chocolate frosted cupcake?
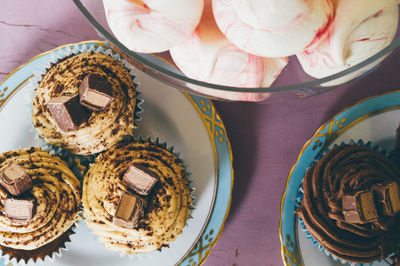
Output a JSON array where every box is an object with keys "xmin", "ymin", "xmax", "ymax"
[
  {"xmin": 0, "ymin": 147, "xmax": 81, "ymax": 263},
  {"xmin": 82, "ymin": 139, "xmax": 192, "ymax": 254},
  {"xmin": 32, "ymin": 51, "xmax": 139, "ymax": 155},
  {"xmin": 296, "ymin": 143, "xmax": 400, "ymax": 263}
]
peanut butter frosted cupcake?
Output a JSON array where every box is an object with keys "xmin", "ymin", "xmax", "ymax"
[
  {"xmin": 32, "ymin": 51, "xmax": 138, "ymax": 155},
  {"xmin": 82, "ymin": 139, "xmax": 192, "ymax": 254},
  {"xmin": 0, "ymin": 147, "xmax": 81, "ymax": 263}
]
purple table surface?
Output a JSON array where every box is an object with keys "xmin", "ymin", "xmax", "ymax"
[{"xmin": 1, "ymin": 1, "xmax": 400, "ymax": 266}]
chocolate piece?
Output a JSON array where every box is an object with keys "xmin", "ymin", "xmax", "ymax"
[
  {"xmin": 79, "ymin": 74, "xmax": 114, "ymax": 111},
  {"xmin": 342, "ymin": 191, "xmax": 378, "ymax": 224},
  {"xmin": 47, "ymin": 94, "xmax": 89, "ymax": 132},
  {"xmin": 0, "ymin": 162, "xmax": 32, "ymax": 196},
  {"xmin": 373, "ymin": 182, "xmax": 400, "ymax": 216},
  {"xmin": 122, "ymin": 163, "xmax": 158, "ymax": 196},
  {"xmin": 4, "ymin": 198, "xmax": 35, "ymax": 224},
  {"xmin": 113, "ymin": 192, "xmax": 144, "ymax": 229}
]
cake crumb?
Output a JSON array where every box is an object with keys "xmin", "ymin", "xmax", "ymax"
[{"xmin": 235, "ymin": 248, "xmax": 239, "ymax": 257}]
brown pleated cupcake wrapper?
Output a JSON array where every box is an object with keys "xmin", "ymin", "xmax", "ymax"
[{"xmin": 0, "ymin": 223, "xmax": 79, "ymax": 265}]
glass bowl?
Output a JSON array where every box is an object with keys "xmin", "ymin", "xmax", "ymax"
[{"xmin": 74, "ymin": 0, "xmax": 400, "ymax": 101}]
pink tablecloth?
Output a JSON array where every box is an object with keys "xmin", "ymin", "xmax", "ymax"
[{"xmin": 1, "ymin": 1, "xmax": 400, "ymax": 265}]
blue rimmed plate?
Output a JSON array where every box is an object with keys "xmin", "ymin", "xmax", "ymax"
[
  {"xmin": 280, "ymin": 91, "xmax": 400, "ymax": 266},
  {"xmin": 0, "ymin": 41, "xmax": 233, "ymax": 266}
]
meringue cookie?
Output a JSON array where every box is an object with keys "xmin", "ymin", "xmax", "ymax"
[
  {"xmin": 170, "ymin": 0, "xmax": 287, "ymax": 101},
  {"xmin": 297, "ymin": 0, "xmax": 399, "ymax": 85},
  {"xmin": 103, "ymin": 0, "xmax": 204, "ymax": 53},
  {"xmin": 212, "ymin": 0, "xmax": 333, "ymax": 57}
]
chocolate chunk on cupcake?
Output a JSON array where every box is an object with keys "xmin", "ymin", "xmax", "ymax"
[
  {"xmin": 82, "ymin": 139, "xmax": 192, "ymax": 254},
  {"xmin": 122, "ymin": 163, "xmax": 158, "ymax": 196},
  {"xmin": 0, "ymin": 162, "xmax": 33, "ymax": 196},
  {"xmin": 4, "ymin": 198, "xmax": 35, "ymax": 223},
  {"xmin": 79, "ymin": 73, "xmax": 114, "ymax": 111},
  {"xmin": 113, "ymin": 191, "xmax": 145, "ymax": 229},
  {"xmin": 46, "ymin": 94, "xmax": 90, "ymax": 132},
  {"xmin": 32, "ymin": 52, "xmax": 138, "ymax": 155}
]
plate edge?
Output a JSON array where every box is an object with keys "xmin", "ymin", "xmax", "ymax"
[{"xmin": 279, "ymin": 89, "xmax": 400, "ymax": 266}]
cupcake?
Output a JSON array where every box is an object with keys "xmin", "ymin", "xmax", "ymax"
[
  {"xmin": 32, "ymin": 51, "xmax": 139, "ymax": 155},
  {"xmin": 0, "ymin": 147, "xmax": 81, "ymax": 263},
  {"xmin": 82, "ymin": 139, "xmax": 192, "ymax": 254},
  {"xmin": 296, "ymin": 142, "xmax": 400, "ymax": 263}
]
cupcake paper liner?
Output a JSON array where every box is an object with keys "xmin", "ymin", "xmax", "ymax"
[
  {"xmin": 295, "ymin": 139, "xmax": 395, "ymax": 265},
  {"xmin": 0, "ymin": 224, "xmax": 79, "ymax": 266},
  {"xmin": 84, "ymin": 136, "xmax": 195, "ymax": 259},
  {"xmin": 27, "ymin": 42, "xmax": 144, "ymax": 156}
]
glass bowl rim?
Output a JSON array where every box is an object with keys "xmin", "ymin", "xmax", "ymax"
[{"xmin": 74, "ymin": 0, "xmax": 400, "ymax": 93}]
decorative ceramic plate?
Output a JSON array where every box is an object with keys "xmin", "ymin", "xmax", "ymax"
[
  {"xmin": 280, "ymin": 91, "xmax": 400, "ymax": 266},
  {"xmin": 0, "ymin": 41, "xmax": 233, "ymax": 266}
]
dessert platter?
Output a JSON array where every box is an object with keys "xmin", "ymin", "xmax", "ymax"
[
  {"xmin": 0, "ymin": 41, "xmax": 233, "ymax": 266},
  {"xmin": 74, "ymin": 0, "xmax": 400, "ymax": 101},
  {"xmin": 280, "ymin": 91, "xmax": 400, "ymax": 265},
  {"xmin": 2, "ymin": 0, "xmax": 400, "ymax": 265}
]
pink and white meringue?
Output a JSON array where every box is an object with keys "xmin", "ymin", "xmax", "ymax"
[
  {"xmin": 103, "ymin": 0, "xmax": 204, "ymax": 53},
  {"xmin": 212, "ymin": 0, "xmax": 333, "ymax": 57},
  {"xmin": 297, "ymin": 0, "xmax": 399, "ymax": 85},
  {"xmin": 170, "ymin": 0, "xmax": 288, "ymax": 101}
]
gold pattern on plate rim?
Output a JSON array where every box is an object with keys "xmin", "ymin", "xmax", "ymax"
[
  {"xmin": 0, "ymin": 41, "xmax": 234, "ymax": 266},
  {"xmin": 180, "ymin": 94, "xmax": 234, "ymax": 266},
  {"xmin": 279, "ymin": 89, "xmax": 400, "ymax": 266}
]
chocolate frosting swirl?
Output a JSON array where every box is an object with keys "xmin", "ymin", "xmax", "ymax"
[
  {"xmin": 32, "ymin": 52, "xmax": 137, "ymax": 155},
  {"xmin": 82, "ymin": 140, "xmax": 192, "ymax": 253},
  {"xmin": 0, "ymin": 148, "xmax": 81, "ymax": 250},
  {"xmin": 297, "ymin": 145, "xmax": 400, "ymax": 263}
]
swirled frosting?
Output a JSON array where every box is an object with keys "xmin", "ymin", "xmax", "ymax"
[
  {"xmin": 82, "ymin": 140, "xmax": 192, "ymax": 253},
  {"xmin": 32, "ymin": 52, "xmax": 137, "ymax": 155},
  {"xmin": 0, "ymin": 148, "xmax": 81, "ymax": 251},
  {"xmin": 297, "ymin": 145, "xmax": 400, "ymax": 263}
]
